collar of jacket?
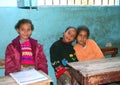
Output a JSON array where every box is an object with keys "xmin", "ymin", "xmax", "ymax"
[{"xmin": 11, "ymin": 36, "xmax": 38, "ymax": 59}]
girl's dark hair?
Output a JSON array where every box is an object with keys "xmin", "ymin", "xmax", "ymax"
[
  {"xmin": 77, "ymin": 25, "xmax": 90, "ymax": 38},
  {"xmin": 15, "ymin": 19, "xmax": 34, "ymax": 30},
  {"xmin": 65, "ymin": 26, "xmax": 77, "ymax": 32}
]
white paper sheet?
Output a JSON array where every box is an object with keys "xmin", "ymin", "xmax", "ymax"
[{"xmin": 10, "ymin": 68, "xmax": 48, "ymax": 85}]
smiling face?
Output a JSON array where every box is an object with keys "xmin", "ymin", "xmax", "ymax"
[
  {"xmin": 17, "ymin": 23, "xmax": 32, "ymax": 41},
  {"xmin": 77, "ymin": 30, "xmax": 88, "ymax": 47},
  {"xmin": 63, "ymin": 28, "xmax": 77, "ymax": 43}
]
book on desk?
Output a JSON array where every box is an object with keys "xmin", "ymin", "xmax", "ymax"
[{"xmin": 10, "ymin": 68, "xmax": 48, "ymax": 85}]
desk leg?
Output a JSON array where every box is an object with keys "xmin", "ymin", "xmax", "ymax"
[{"xmin": 69, "ymin": 68, "xmax": 83, "ymax": 85}]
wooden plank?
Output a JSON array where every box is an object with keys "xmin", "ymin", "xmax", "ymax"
[{"xmin": 0, "ymin": 59, "xmax": 5, "ymax": 69}]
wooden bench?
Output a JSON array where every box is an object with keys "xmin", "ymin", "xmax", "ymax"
[
  {"xmin": 0, "ymin": 59, "xmax": 5, "ymax": 69},
  {"xmin": 100, "ymin": 47, "xmax": 118, "ymax": 57},
  {"xmin": 0, "ymin": 47, "xmax": 118, "ymax": 69}
]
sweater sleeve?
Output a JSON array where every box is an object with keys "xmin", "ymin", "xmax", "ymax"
[{"xmin": 50, "ymin": 44, "xmax": 66, "ymax": 78}]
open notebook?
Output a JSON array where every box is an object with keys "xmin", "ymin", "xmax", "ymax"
[{"xmin": 10, "ymin": 68, "xmax": 48, "ymax": 85}]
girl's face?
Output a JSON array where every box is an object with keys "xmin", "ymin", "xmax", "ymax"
[
  {"xmin": 77, "ymin": 30, "xmax": 88, "ymax": 47},
  {"xmin": 17, "ymin": 23, "xmax": 32, "ymax": 41},
  {"xmin": 63, "ymin": 28, "xmax": 77, "ymax": 43}
]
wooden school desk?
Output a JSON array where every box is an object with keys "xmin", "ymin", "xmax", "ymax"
[
  {"xmin": 100, "ymin": 47, "xmax": 118, "ymax": 57},
  {"xmin": 68, "ymin": 57, "xmax": 120, "ymax": 85},
  {"xmin": 0, "ymin": 70, "xmax": 52, "ymax": 85}
]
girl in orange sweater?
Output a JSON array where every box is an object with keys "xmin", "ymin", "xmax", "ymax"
[{"xmin": 74, "ymin": 25, "xmax": 104, "ymax": 61}]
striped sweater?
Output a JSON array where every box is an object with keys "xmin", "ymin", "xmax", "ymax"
[{"xmin": 20, "ymin": 40, "xmax": 34, "ymax": 65}]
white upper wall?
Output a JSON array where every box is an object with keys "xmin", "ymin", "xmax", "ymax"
[
  {"xmin": 0, "ymin": 0, "xmax": 17, "ymax": 7},
  {"xmin": 0, "ymin": 0, "xmax": 119, "ymax": 7}
]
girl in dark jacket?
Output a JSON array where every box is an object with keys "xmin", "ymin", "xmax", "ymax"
[
  {"xmin": 5, "ymin": 19, "xmax": 48, "ymax": 75},
  {"xmin": 50, "ymin": 26, "xmax": 78, "ymax": 85}
]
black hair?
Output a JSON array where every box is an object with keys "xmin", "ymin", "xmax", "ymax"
[
  {"xmin": 15, "ymin": 19, "xmax": 34, "ymax": 31},
  {"xmin": 77, "ymin": 25, "xmax": 90, "ymax": 38},
  {"xmin": 65, "ymin": 26, "xmax": 77, "ymax": 32},
  {"xmin": 64, "ymin": 26, "xmax": 77, "ymax": 39}
]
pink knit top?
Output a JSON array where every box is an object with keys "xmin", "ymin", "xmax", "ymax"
[{"xmin": 20, "ymin": 40, "xmax": 34, "ymax": 65}]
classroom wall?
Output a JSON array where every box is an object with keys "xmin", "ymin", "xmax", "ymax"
[{"xmin": 0, "ymin": 6, "xmax": 120, "ymax": 84}]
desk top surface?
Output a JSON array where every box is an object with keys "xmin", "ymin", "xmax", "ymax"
[
  {"xmin": 68, "ymin": 57, "xmax": 120, "ymax": 76},
  {"xmin": 0, "ymin": 70, "xmax": 52, "ymax": 85}
]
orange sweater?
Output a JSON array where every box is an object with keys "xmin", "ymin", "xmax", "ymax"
[{"xmin": 74, "ymin": 39, "xmax": 104, "ymax": 61}]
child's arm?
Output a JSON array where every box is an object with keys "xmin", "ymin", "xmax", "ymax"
[
  {"xmin": 5, "ymin": 44, "xmax": 20, "ymax": 75},
  {"xmin": 35, "ymin": 45, "xmax": 48, "ymax": 74}
]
